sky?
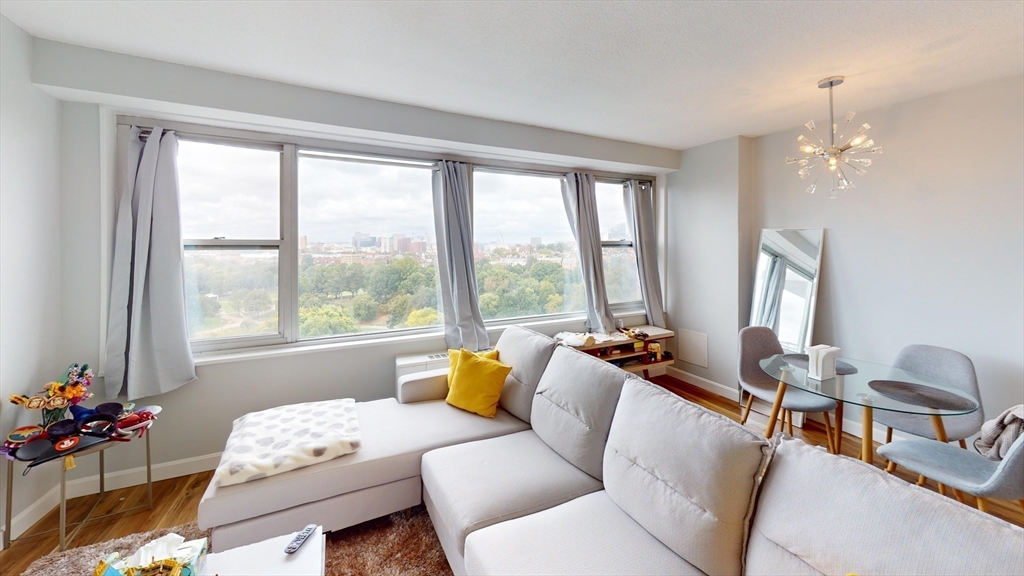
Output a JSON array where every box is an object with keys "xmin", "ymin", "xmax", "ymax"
[{"xmin": 177, "ymin": 139, "xmax": 631, "ymax": 246}]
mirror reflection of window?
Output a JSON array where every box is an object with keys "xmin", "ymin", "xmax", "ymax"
[
  {"xmin": 777, "ymin": 266, "xmax": 813, "ymax": 351},
  {"xmin": 748, "ymin": 229, "xmax": 823, "ymax": 353}
]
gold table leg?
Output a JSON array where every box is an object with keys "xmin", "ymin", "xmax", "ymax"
[
  {"xmin": 861, "ymin": 406, "xmax": 874, "ymax": 464},
  {"xmin": 59, "ymin": 463, "xmax": 66, "ymax": 551},
  {"xmin": 146, "ymin": 428, "xmax": 153, "ymax": 510},
  {"xmin": 3, "ymin": 457, "xmax": 11, "ymax": 545},
  {"xmin": 764, "ymin": 381, "xmax": 787, "ymax": 438},
  {"xmin": 834, "ymin": 402, "xmax": 844, "ymax": 454}
]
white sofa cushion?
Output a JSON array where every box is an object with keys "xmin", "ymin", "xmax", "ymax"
[
  {"xmin": 421, "ymin": 429, "xmax": 602, "ymax": 556},
  {"xmin": 464, "ymin": 491, "xmax": 703, "ymax": 576},
  {"xmin": 604, "ymin": 379, "xmax": 769, "ymax": 576},
  {"xmin": 198, "ymin": 398, "xmax": 528, "ymax": 529},
  {"xmin": 531, "ymin": 346, "xmax": 629, "ymax": 479},
  {"xmin": 493, "ymin": 325, "xmax": 559, "ymax": 423},
  {"xmin": 747, "ymin": 437, "xmax": 1024, "ymax": 576}
]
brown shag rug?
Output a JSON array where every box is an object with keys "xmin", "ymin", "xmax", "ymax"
[
  {"xmin": 22, "ymin": 505, "xmax": 450, "ymax": 576},
  {"xmin": 325, "ymin": 505, "xmax": 451, "ymax": 576},
  {"xmin": 22, "ymin": 522, "xmax": 211, "ymax": 576}
]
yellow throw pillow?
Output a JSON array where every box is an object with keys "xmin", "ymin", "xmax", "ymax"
[
  {"xmin": 447, "ymin": 348, "xmax": 499, "ymax": 387},
  {"xmin": 446, "ymin": 348, "xmax": 511, "ymax": 418}
]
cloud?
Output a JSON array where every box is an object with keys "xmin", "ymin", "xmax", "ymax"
[{"xmin": 177, "ymin": 141, "xmax": 627, "ymax": 246}]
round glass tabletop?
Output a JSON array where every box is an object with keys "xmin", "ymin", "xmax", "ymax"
[{"xmin": 758, "ymin": 354, "xmax": 979, "ymax": 416}]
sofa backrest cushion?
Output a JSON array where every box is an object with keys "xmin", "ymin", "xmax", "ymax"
[
  {"xmin": 604, "ymin": 378, "xmax": 770, "ymax": 576},
  {"xmin": 494, "ymin": 326, "xmax": 558, "ymax": 423},
  {"xmin": 530, "ymin": 346, "xmax": 628, "ymax": 480},
  {"xmin": 747, "ymin": 437, "xmax": 1024, "ymax": 576}
]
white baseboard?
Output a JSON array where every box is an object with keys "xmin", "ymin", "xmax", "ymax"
[
  {"xmin": 4, "ymin": 452, "xmax": 221, "ymax": 546},
  {"xmin": 666, "ymin": 366, "xmax": 739, "ymax": 401},
  {"xmin": 663, "ymin": 366, "xmax": 905, "ymax": 445}
]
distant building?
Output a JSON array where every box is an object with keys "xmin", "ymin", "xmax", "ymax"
[
  {"xmin": 411, "ymin": 240, "xmax": 426, "ymax": 254},
  {"xmin": 299, "ymin": 235, "xmax": 308, "ymax": 250},
  {"xmin": 396, "ymin": 237, "xmax": 412, "ymax": 253}
]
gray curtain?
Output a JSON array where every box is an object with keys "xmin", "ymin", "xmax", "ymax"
[
  {"xmin": 757, "ymin": 255, "xmax": 786, "ymax": 330},
  {"xmin": 624, "ymin": 180, "xmax": 666, "ymax": 328},
  {"xmin": 433, "ymin": 160, "xmax": 489, "ymax": 351},
  {"xmin": 104, "ymin": 127, "xmax": 196, "ymax": 400},
  {"xmin": 562, "ymin": 173, "xmax": 615, "ymax": 333}
]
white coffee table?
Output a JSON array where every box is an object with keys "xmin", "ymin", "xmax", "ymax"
[{"xmin": 200, "ymin": 526, "xmax": 325, "ymax": 576}]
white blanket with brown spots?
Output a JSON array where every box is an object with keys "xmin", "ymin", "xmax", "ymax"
[{"xmin": 213, "ymin": 398, "xmax": 362, "ymax": 487}]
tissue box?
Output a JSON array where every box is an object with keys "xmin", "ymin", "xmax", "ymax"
[
  {"xmin": 807, "ymin": 345, "xmax": 840, "ymax": 381},
  {"xmin": 97, "ymin": 536, "xmax": 207, "ymax": 576},
  {"xmin": 175, "ymin": 538, "xmax": 208, "ymax": 576}
]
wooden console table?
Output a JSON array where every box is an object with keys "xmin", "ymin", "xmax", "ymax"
[{"xmin": 567, "ymin": 325, "xmax": 674, "ymax": 379}]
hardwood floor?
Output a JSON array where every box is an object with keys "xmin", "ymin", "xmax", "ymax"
[
  {"xmin": 1, "ymin": 375, "xmax": 1020, "ymax": 574},
  {"xmin": 652, "ymin": 375, "xmax": 1024, "ymax": 528},
  {"xmin": 0, "ymin": 471, "xmax": 212, "ymax": 575}
]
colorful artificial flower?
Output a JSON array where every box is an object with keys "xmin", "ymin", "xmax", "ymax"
[
  {"xmin": 8, "ymin": 363, "xmax": 95, "ymax": 417},
  {"xmin": 26, "ymin": 396, "xmax": 47, "ymax": 410},
  {"xmin": 46, "ymin": 395, "xmax": 69, "ymax": 410}
]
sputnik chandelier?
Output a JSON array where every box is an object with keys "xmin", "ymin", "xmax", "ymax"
[{"xmin": 787, "ymin": 76, "xmax": 883, "ymax": 198}]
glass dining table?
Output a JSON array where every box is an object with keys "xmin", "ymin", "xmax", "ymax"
[{"xmin": 759, "ymin": 353, "xmax": 980, "ymax": 464}]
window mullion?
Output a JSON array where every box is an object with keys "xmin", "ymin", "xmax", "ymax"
[{"xmin": 281, "ymin": 144, "xmax": 300, "ymax": 343}]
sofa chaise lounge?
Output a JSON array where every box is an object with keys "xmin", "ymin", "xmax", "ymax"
[{"xmin": 199, "ymin": 326, "xmax": 1024, "ymax": 574}]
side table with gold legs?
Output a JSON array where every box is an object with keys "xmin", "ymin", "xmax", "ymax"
[{"xmin": 4, "ymin": 426, "xmax": 153, "ymax": 551}]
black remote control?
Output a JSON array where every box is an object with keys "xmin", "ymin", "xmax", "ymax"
[{"xmin": 284, "ymin": 524, "xmax": 317, "ymax": 554}]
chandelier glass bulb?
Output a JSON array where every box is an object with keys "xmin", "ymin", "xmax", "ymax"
[{"xmin": 789, "ymin": 76, "xmax": 883, "ymax": 198}]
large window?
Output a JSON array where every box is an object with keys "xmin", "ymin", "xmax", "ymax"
[
  {"xmin": 180, "ymin": 140, "xmax": 284, "ymax": 344},
  {"xmin": 472, "ymin": 170, "xmax": 586, "ymax": 321},
  {"xmin": 297, "ymin": 152, "xmax": 441, "ymax": 338},
  {"xmin": 160, "ymin": 119, "xmax": 653, "ymax": 352},
  {"xmin": 594, "ymin": 182, "xmax": 642, "ymax": 306}
]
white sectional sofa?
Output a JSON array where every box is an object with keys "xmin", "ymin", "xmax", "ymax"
[{"xmin": 200, "ymin": 326, "xmax": 1024, "ymax": 574}]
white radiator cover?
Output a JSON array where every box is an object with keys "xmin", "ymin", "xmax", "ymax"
[{"xmin": 395, "ymin": 351, "xmax": 449, "ymax": 378}]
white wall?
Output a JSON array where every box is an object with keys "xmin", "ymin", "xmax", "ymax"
[
  {"xmin": 32, "ymin": 39, "xmax": 680, "ymax": 175},
  {"xmin": 665, "ymin": 74, "xmax": 1024, "ymax": 425},
  {"xmin": 0, "ymin": 15, "xmax": 64, "ymax": 538},
  {"xmin": 751, "ymin": 74, "xmax": 1024, "ymax": 420},
  {"xmin": 664, "ymin": 137, "xmax": 745, "ymax": 389}
]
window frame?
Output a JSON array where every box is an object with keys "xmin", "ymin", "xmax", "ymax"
[
  {"xmin": 595, "ymin": 178, "xmax": 646, "ymax": 313},
  {"xmin": 470, "ymin": 166, "xmax": 590, "ymax": 323},
  {"xmin": 178, "ymin": 137, "xmax": 295, "ymax": 354},
  {"xmin": 117, "ymin": 115, "xmax": 655, "ymax": 354}
]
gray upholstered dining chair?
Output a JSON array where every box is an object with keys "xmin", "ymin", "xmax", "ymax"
[
  {"xmin": 878, "ymin": 435, "xmax": 1024, "ymax": 516},
  {"xmin": 737, "ymin": 326, "xmax": 838, "ymax": 452},
  {"xmin": 875, "ymin": 345, "xmax": 985, "ymax": 448}
]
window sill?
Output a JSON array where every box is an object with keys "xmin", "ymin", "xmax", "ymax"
[
  {"xmin": 191, "ymin": 310, "xmax": 646, "ymax": 367},
  {"xmin": 192, "ymin": 327, "xmax": 448, "ymax": 367}
]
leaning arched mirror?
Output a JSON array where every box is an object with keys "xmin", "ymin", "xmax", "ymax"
[{"xmin": 749, "ymin": 229, "xmax": 824, "ymax": 353}]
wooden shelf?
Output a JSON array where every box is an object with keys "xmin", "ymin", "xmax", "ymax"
[
  {"xmin": 600, "ymin": 350, "xmax": 647, "ymax": 361},
  {"xmin": 621, "ymin": 358, "xmax": 675, "ymax": 374},
  {"xmin": 560, "ymin": 325, "xmax": 674, "ymax": 380},
  {"xmin": 572, "ymin": 325, "xmax": 675, "ymax": 351}
]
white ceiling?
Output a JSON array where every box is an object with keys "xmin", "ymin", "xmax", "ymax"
[{"xmin": 2, "ymin": 1, "xmax": 1022, "ymax": 150}]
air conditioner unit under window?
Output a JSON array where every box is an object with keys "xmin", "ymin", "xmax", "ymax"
[{"xmin": 395, "ymin": 351, "xmax": 449, "ymax": 378}]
